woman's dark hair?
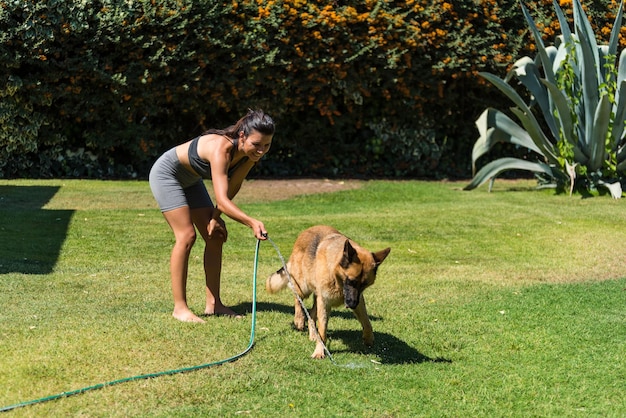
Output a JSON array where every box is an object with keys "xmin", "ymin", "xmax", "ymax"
[{"xmin": 205, "ymin": 109, "xmax": 275, "ymax": 139}]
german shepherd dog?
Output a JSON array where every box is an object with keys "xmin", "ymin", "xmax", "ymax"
[{"xmin": 266, "ymin": 225, "xmax": 391, "ymax": 359}]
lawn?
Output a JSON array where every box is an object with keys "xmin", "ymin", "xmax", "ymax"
[{"xmin": 0, "ymin": 178, "xmax": 625, "ymax": 417}]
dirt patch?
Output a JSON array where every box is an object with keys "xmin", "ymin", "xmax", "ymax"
[{"xmin": 235, "ymin": 179, "xmax": 365, "ymax": 203}]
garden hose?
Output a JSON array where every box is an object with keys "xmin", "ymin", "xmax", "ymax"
[{"xmin": 0, "ymin": 238, "xmax": 262, "ymax": 413}]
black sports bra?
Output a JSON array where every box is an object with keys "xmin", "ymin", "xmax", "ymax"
[{"xmin": 187, "ymin": 136, "xmax": 249, "ymax": 178}]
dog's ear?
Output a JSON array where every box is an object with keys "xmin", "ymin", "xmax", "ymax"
[
  {"xmin": 372, "ymin": 247, "xmax": 391, "ymax": 265},
  {"xmin": 340, "ymin": 239, "xmax": 358, "ymax": 268}
]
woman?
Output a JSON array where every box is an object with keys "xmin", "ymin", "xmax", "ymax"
[{"xmin": 149, "ymin": 109, "xmax": 274, "ymax": 323}]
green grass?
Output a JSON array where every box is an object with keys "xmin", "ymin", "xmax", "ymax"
[{"xmin": 1, "ymin": 179, "xmax": 625, "ymax": 417}]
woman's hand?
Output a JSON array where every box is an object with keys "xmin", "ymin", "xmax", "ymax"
[
  {"xmin": 208, "ymin": 217, "xmax": 228, "ymax": 242},
  {"xmin": 250, "ymin": 219, "xmax": 267, "ymax": 240}
]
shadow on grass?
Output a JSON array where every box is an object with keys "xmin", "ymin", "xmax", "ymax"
[
  {"xmin": 0, "ymin": 185, "xmax": 73, "ymax": 274},
  {"xmin": 244, "ymin": 301, "xmax": 451, "ymax": 365},
  {"xmin": 330, "ymin": 329, "xmax": 452, "ymax": 365}
]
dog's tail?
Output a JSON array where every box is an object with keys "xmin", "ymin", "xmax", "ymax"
[{"xmin": 266, "ymin": 267, "xmax": 289, "ymax": 294}]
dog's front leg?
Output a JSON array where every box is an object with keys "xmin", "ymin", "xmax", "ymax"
[
  {"xmin": 311, "ymin": 293, "xmax": 328, "ymax": 359},
  {"xmin": 352, "ymin": 294, "xmax": 374, "ymax": 346}
]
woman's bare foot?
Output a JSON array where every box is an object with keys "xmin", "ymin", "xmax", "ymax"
[
  {"xmin": 204, "ymin": 305, "xmax": 243, "ymax": 318},
  {"xmin": 173, "ymin": 308, "xmax": 205, "ymax": 323}
]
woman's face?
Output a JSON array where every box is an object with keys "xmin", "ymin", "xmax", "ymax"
[{"xmin": 241, "ymin": 130, "xmax": 273, "ymax": 161}]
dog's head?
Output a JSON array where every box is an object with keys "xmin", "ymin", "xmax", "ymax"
[{"xmin": 338, "ymin": 240, "xmax": 391, "ymax": 309}]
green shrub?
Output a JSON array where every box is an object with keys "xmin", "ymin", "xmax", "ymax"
[
  {"xmin": 1, "ymin": 0, "xmax": 622, "ymax": 179},
  {"xmin": 0, "ymin": 0, "xmax": 232, "ymax": 178}
]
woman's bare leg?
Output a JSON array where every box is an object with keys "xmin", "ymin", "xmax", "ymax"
[
  {"xmin": 191, "ymin": 208, "xmax": 242, "ymax": 317},
  {"xmin": 163, "ymin": 207, "xmax": 205, "ymax": 323}
]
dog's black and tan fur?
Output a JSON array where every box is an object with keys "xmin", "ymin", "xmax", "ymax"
[{"xmin": 267, "ymin": 225, "xmax": 391, "ymax": 358}]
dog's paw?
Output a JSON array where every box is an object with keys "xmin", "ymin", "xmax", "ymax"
[
  {"xmin": 311, "ymin": 347, "xmax": 326, "ymax": 359},
  {"xmin": 363, "ymin": 332, "xmax": 374, "ymax": 347}
]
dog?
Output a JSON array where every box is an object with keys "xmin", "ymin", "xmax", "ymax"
[{"xmin": 266, "ymin": 225, "xmax": 391, "ymax": 359}]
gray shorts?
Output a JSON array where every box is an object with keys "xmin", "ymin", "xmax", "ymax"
[{"xmin": 149, "ymin": 148, "xmax": 214, "ymax": 212}]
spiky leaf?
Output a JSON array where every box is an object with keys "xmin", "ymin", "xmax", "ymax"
[{"xmin": 464, "ymin": 157, "xmax": 554, "ymax": 191}]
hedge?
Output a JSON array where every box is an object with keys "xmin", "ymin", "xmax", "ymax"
[{"xmin": 0, "ymin": 0, "xmax": 623, "ymax": 179}]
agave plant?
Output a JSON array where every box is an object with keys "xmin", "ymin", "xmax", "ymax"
[{"xmin": 465, "ymin": 0, "xmax": 626, "ymax": 198}]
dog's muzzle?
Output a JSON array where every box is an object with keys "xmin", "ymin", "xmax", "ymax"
[{"xmin": 343, "ymin": 282, "xmax": 360, "ymax": 309}]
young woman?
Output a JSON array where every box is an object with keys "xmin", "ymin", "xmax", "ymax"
[{"xmin": 149, "ymin": 110, "xmax": 274, "ymax": 323}]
